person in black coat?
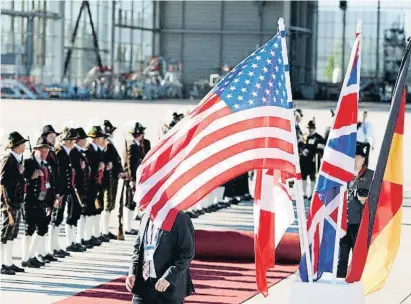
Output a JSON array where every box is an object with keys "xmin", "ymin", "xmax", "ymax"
[
  {"xmin": 0, "ymin": 132, "xmax": 28, "ymax": 275},
  {"xmin": 41, "ymin": 125, "xmax": 63, "ymax": 258},
  {"xmin": 71, "ymin": 127, "xmax": 92, "ymax": 249},
  {"xmin": 21, "ymin": 137, "xmax": 57, "ymax": 268},
  {"xmin": 337, "ymin": 142, "xmax": 374, "ymax": 278},
  {"xmin": 125, "ymin": 211, "xmax": 195, "ymax": 304},
  {"xmin": 52, "ymin": 128, "xmax": 83, "ymax": 256},
  {"xmin": 101, "ymin": 120, "xmax": 126, "ymax": 240},
  {"xmin": 123, "ymin": 122, "xmax": 145, "ymax": 235},
  {"xmin": 85, "ymin": 126, "xmax": 107, "ymax": 247},
  {"xmin": 300, "ymin": 120, "xmax": 325, "ymax": 199}
]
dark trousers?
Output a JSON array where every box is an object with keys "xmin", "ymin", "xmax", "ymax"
[
  {"xmin": 125, "ymin": 181, "xmax": 136, "ymax": 211},
  {"xmin": 104, "ymin": 179, "xmax": 118, "ymax": 212},
  {"xmin": 86, "ymin": 186, "xmax": 102, "ymax": 216},
  {"xmin": 51, "ymin": 195, "xmax": 67, "ymax": 227},
  {"xmin": 337, "ymin": 223, "xmax": 360, "ymax": 278},
  {"xmin": 24, "ymin": 203, "xmax": 48, "ymax": 236},
  {"xmin": 131, "ymin": 278, "xmax": 184, "ymax": 304},
  {"xmin": 66, "ymin": 194, "xmax": 82, "ymax": 226},
  {"xmin": 301, "ymin": 160, "xmax": 316, "ymax": 181},
  {"xmin": 1, "ymin": 208, "xmax": 22, "ymax": 243},
  {"xmin": 132, "ymin": 295, "xmax": 183, "ymax": 304}
]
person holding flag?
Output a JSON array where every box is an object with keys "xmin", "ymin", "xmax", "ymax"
[{"xmin": 337, "ymin": 142, "xmax": 373, "ymax": 278}]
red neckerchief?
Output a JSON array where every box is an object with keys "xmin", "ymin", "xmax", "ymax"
[{"xmin": 40, "ymin": 164, "xmax": 49, "ymax": 192}]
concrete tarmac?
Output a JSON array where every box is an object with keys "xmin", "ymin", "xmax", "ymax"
[{"xmin": 0, "ymin": 98, "xmax": 410, "ymax": 304}]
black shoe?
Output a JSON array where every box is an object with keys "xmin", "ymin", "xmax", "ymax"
[
  {"xmin": 66, "ymin": 244, "xmax": 83, "ymax": 252},
  {"xmin": 99, "ymin": 235, "xmax": 110, "ymax": 243},
  {"xmin": 243, "ymin": 194, "xmax": 253, "ymax": 201},
  {"xmin": 21, "ymin": 259, "xmax": 40, "ymax": 268},
  {"xmin": 195, "ymin": 210, "xmax": 205, "ymax": 216},
  {"xmin": 81, "ymin": 239, "xmax": 94, "ymax": 249},
  {"xmin": 58, "ymin": 249, "xmax": 70, "ymax": 257},
  {"xmin": 125, "ymin": 230, "xmax": 138, "ymax": 235},
  {"xmin": 186, "ymin": 212, "xmax": 198, "ymax": 219},
  {"xmin": 90, "ymin": 236, "xmax": 102, "ymax": 246},
  {"xmin": 32, "ymin": 257, "xmax": 45, "ymax": 267},
  {"xmin": 74, "ymin": 243, "xmax": 86, "ymax": 252},
  {"xmin": 9, "ymin": 264, "xmax": 24, "ymax": 272},
  {"xmin": 37, "ymin": 255, "xmax": 50, "ymax": 264},
  {"xmin": 1, "ymin": 265, "xmax": 15, "ymax": 275},
  {"xmin": 229, "ymin": 198, "xmax": 240, "ymax": 205},
  {"xmin": 44, "ymin": 253, "xmax": 58, "ymax": 262},
  {"xmin": 30, "ymin": 257, "xmax": 43, "ymax": 267},
  {"xmin": 53, "ymin": 250, "xmax": 66, "ymax": 258},
  {"xmin": 107, "ymin": 232, "xmax": 117, "ymax": 240}
]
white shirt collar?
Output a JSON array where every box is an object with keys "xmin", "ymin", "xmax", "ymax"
[
  {"xmin": 75, "ymin": 143, "xmax": 87, "ymax": 152},
  {"xmin": 89, "ymin": 141, "xmax": 98, "ymax": 151},
  {"xmin": 10, "ymin": 151, "xmax": 22, "ymax": 163},
  {"xmin": 98, "ymin": 145, "xmax": 104, "ymax": 151},
  {"xmin": 62, "ymin": 144, "xmax": 71, "ymax": 155},
  {"xmin": 134, "ymin": 139, "xmax": 141, "ymax": 146},
  {"xmin": 35, "ymin": 155, "xmax": 42, "ymax": 165}
]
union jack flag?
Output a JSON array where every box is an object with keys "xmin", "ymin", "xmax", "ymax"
[
  {"xmin": 299, "ymin": 24, "xmax": 362, "ymax": 281},
  {"xmin": 134, "ymin": 29, "xmax": 299, "ymax": 231}
]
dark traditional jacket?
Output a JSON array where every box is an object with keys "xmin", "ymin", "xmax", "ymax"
[
  {"xmin": 301, "ymin": 132, "xmax": 326, "ymax": 164},
  {"xmin": 46, "ymin": 146, "xmax": 59, "ymax": 199},
  {"xmin": 0, "ymin": 153, "xmax": 25, "ymax": 209},
  {"xmin": 86, "ymin": 143, "xmax": 104, "ymax": 191},
  {"xmin": 55, "ymin": 145, "xmax": 75, "ymax": 196},
  {"xmin": 347, "ymin": 167, "xmax": 374, "ymax": 224},
  {"xmin": 105, "ymin": 140, "xmax": 123, "ymax": 180},
  {"xmin": 71, "ymin": 146, "xmax": 90, "ymax": 200},
  {"xmin": 24, "ymin": 156, "xmax": 52, "ymax": 207},
  {"xmin": 124, "ymin": 140, "xmax": 143, "ymax": 182}
]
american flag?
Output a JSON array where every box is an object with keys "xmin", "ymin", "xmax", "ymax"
[
  {"xmin": 299, "ymin": 24, "xmax": 362, "ymax": 281},
  {"xmin": 134, "ymin": 31, "xmax": 298, "ymax": 231}
]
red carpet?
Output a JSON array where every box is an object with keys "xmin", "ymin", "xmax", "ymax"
[
  {"xmin": 56, "ymin": 260, "xmax": 297, "ymax": 304},
  {"xmin": 195, "ymin": 230, "xmax": 300, "ymax": 263}
]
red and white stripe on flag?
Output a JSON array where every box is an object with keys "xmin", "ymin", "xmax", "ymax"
[
  {"xmin": 134, "ymin": 93, "xmax": 297, "ymax": 231},
  {"xmin": 253, "ymin": 168, "xmax": 295, "ymax": 296}
]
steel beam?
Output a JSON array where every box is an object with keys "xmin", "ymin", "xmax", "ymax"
[
  {"xmin": 159, "ymin": 27, "xmax": 311, "ymax": 36},
  {"xmin": 64, "ymin": 46, "xmax": 109, "ymax": 53},
  {"xmin": 0, "ymin": 9, "xmax": 60, "ymax": 19},
  {"xmin": 114, "ymin": 23, "xmax": 158, "ymax": 32}
]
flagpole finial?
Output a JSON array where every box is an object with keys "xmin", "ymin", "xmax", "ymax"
[
  {"xmin": 278, "ymin": 17, "xmax": 285, "ymax": 31},
  {"xmin": 356, "ymin": 19, "xmax": 363, "ymax": 35}
]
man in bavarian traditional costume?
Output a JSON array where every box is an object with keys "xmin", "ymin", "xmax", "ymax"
[
  {"xmin": 124, "ymin": 122, "xmax": 145, "ymax": 235},
  {"xmin": 1, "ymin": 132, "xmax": 28, "ymax": 275},
  {"xmin": 21, "ymin": 137, "xmax": 56, "ymax": 268},
  {"xmin": 40, "ymin": 125, "xmax": 65, "ymax": 259},
  {"xmin": 101, "ymin": 120, "xmax": 126, "ymax": 240},
  {"xmin": 51, "ymin": 128, "xmax": 82, "ymax": 256},
  {"xmin": 85, "ymin": 126, "xmax": 106, "ymax": 246},
  {"xmin": 71, "ymin": 128, "xmax": 92, "ymax": 249},
  {"xmin": 300, "ymin": 120, "xmax": 325, "ymax": 199}
]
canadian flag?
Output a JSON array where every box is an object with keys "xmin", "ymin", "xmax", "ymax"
[{"xmin": 253, "ymin": 169, "xmax": 295, "ymax": 296}]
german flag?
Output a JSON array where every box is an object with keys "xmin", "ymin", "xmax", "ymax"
[{"xmin": 345, "ymin": 40, "xmax": 410, "ymax": 294}]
